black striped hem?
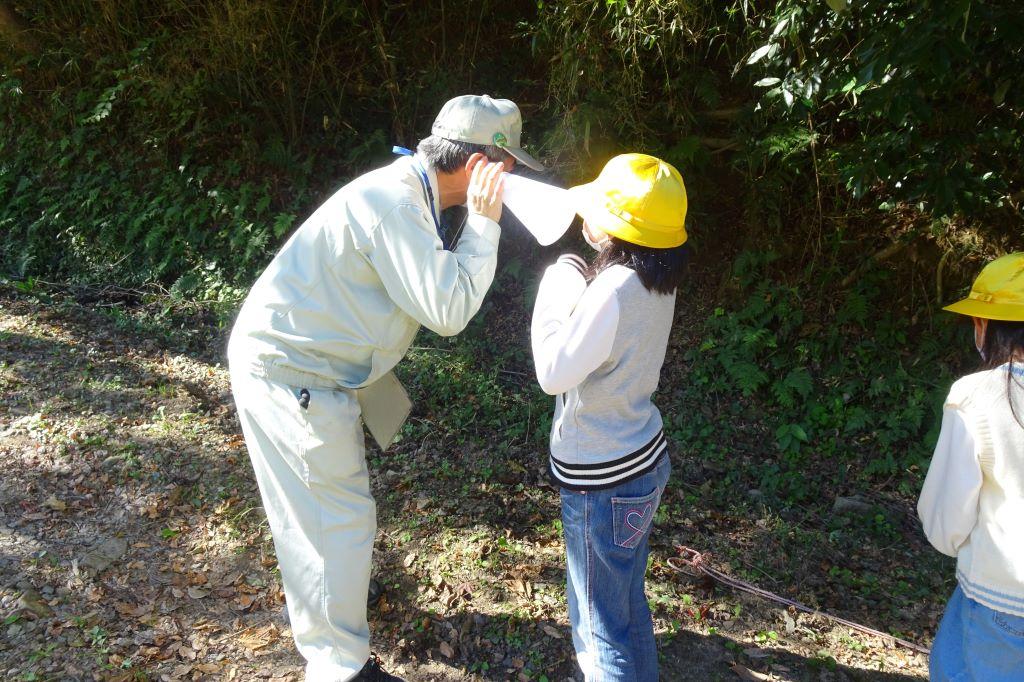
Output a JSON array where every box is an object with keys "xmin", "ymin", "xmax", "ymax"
[{"xmin": 549, "ymin": 431, "xmax": 668, "ymax": 491}]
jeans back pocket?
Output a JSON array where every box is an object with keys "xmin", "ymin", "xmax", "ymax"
[
  {"xmin": 993, "ymin": 611, "xmax": 1024, "ymax": 639},
  {"xmin": 611, "ymin": 488, "xmax": 661, "ymax": 550}
]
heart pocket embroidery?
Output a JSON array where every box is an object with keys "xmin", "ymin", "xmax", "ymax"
[{"xmin": 622, "ymin": 503, "xmax": 653, "ymax": 547}]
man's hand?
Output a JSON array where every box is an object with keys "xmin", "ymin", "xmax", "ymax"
[{"xmin": 467, "ymin": 161, "xmax": 505, "ymax": 223}]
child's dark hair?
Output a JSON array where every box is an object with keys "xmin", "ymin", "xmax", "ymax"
[
  {"xmin": 979, "ymin": 319, "xmax": 1024, "ymax": 428},
  {"xmin": 588, "ymin": 236, "xmax": 690, "ymax": 294}
]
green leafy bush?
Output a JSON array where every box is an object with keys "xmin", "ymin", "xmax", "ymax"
[
  {"xmin": 742, "ymin": 0, "xmax": 1023, "ymax": 219},
  {"xmin": 670, "ymin": 250, "xmax": 963, "ymax": 502},
  {"xmin": 0, "ymin": 0, "xmax": 540, "ymax": 290}
]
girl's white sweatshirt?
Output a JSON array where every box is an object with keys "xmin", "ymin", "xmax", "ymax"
[
  {"xmin": 918, "ymin": 364, "xmax": 1024, "ymax": 617},
  {"xmin": 531, "ymin": 261, "xmax": 675, "ymax": 490}
]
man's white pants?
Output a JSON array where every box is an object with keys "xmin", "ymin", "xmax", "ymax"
[{"xmin": 231, "ymin": 370, "xmax": 374, "ymax": 681}]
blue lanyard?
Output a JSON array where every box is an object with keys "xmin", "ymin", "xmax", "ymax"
[{"xmin": 393, "ymin": 146, "xmax": 441, "ymax": 237}]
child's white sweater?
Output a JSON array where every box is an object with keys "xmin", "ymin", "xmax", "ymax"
[
  {"xmin": 532, "ymin": 262, "xmax": 674, "ymax": 490},
  {"xmin": 918, "ymin": 364, "xmax": 1024, "ymax": 617}
]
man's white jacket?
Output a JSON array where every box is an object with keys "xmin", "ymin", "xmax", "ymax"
[{"xmin": 228, "ymin": 155, "xmax": 500, "ymax": 389}]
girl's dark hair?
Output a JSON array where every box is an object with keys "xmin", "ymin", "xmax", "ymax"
[
  {"xmin": 979, "ymin": 319, "xmax": 1024, "ymax": 428},
  {"xmin": 587, "ymin": 236, "xmax": 690, "ymax": 295}
]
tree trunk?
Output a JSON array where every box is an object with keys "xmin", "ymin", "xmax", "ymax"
[{"xmin": 0, "ymin": 2, "xmax": 39, "ymax": 55}]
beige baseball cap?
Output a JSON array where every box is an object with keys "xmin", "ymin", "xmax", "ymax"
[{"xmin": 431, "ymin": 94, "xmax": 546, "ymax": 171}]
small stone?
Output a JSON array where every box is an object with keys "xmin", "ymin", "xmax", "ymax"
[
  {"xmin": 43, "ymin": 494, "xmax": 67, "ymax": 511},
  {"xmin": 81, "ymin": 537, "xmax": 128, "ymax": 572},
  {"xmin": 17, "ymin": 589, "xmax": 53, "ymax": 618},
  {"xmin": 100, "ymin": 454, "xmax": 128, "ymax": 470},
  {"xmin": 832, "ymin": 495, "xmax": 873, "ymax": 516}
]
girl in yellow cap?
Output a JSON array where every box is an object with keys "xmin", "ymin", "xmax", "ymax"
[
  {"xmin": 918, "ymin": 253, "xmax": 1024, "ymax": 681},
  {"xmin": 531, "ymin": 154, "xmax": 689, "ymax": 680}
]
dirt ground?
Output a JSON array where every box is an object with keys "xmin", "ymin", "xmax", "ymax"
[{"xmin": 0, "ymin": 290, "xmax": 936, "ymax": 681}]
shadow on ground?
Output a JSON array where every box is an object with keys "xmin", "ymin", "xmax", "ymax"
[{"xmin": 0, "ymin": 290, "xmax": 931, "ymax": 681}]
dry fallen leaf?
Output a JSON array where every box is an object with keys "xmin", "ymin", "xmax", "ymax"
[
  {"xmin": 169, "ymin": 663, "xmax": 194, "ymax": 679},
  {"xmin": 508, "ymin": 577, "xmax": 533, "ymax": 598},
  {"xmin": 219, "ymin": 571, "xmax": 243, "ymax": 587},
  {"xmin": 43, "ymin": 494, "xmax": 67, "ymax": 511},
  {"xmin": 731, "ymin": 662, "xmax": 771, "ymax": 681},
  {"xmin": 439, "ymin": 640, "xmax": 455, "ymax": 659},
  {"xmin": 187, "ymin": 586, "xmax": 210, "ymax": 599},
  {"xmin": 237, "ymin": 623, "xmax": 278, "ymax": 651},
  {"xmin": 541, "ymin": 624, "xmax": 562, "ymax": 639}
]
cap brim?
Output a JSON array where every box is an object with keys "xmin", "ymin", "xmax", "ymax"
[
  {"xmin": 568, "ymin": 182, "xmax": 688, "ymax": 249},
  {"xmin": 943, "ymin": 298, "xmax": 1024, "ymax": 321},
  {"xmin": 503, "ymin": 146, "xmax": 546, "ymax": 172},
  {"xmin": 568, "ymin": 182, "xmax": 634, "ymax": 235}
]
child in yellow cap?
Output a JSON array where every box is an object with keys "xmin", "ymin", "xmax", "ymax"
[
  {"xmin": 531, "ymin": 154, "xmax": 689, "ymax": 680},
  {"xmin": 918, "ymin": 252, "xmax": 1024, "ymax": 681}
]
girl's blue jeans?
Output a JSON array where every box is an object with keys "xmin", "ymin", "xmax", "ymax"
[
  {"xmin": 560, "ymin": 455, "xmax": 671, "ymax": 682},
  {"xmin": 931, "ymin": 585, "xmax": 1024, "ymax": 681}
]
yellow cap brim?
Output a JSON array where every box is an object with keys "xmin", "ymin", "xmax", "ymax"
[
  {"xmin": 943, "ymin": 298, "xmax": 1024, "ymax": 321},
  {"xmin": 568, "ymin": 183, "xmax": 687, "ymax": 249}
]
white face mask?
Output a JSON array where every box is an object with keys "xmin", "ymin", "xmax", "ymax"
[
  {"xmin": 584, "ymin": 229, "xmax": 609, "ymax": 252},
  {"xmin": 975, "ymin": 326, "xmax": 987, "ymax": 360}
]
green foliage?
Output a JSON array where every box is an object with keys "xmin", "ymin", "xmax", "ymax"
[
  {"xmin": 1, "ymin": 0, "xmax": 1019, "ymax": 516},
  {"xmin": 671, "ymin": 250, "xmax": 963, "ymax": 503},
  {"xmin": 398, "ymin": 330, "xmax": 551, "ymax": 449},
  {"xmin": 0, "ymin": 0, "xmax": 539, "ymax": 290},
  {"xmin": 0, "ymin": 43, "xmax": 304, "ymax": 289},
  {"xmin": 527, "ymin": 0, "xmax": 737, "ymax": 176},
  {"xmin": 741, "ymin": 0, "xmax": 1023, "ymax": 220}
]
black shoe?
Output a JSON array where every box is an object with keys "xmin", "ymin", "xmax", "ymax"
[
  {"xmin": 353, "ymin": 653, "xmax": 403, "ymax": 681},
  {"xmin": 367, "ymin": 578, "xmax": 384, "ymax": 608}
]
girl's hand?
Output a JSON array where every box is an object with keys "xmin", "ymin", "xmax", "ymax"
[{"xmin": 467, "ymin": 161, "xmax": 505, "ymax": 223}]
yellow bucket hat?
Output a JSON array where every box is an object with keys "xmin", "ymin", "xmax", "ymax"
[
  {"xmin": 943, "ymin": 252, "xmax": 1024, "ymax": 321},
  {"xmin": 568, "ymin": 153, "xmax": 688, "ymax": 249}
]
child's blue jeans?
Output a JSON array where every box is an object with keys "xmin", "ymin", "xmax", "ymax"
[
  {"xmin": 931, "ymin": 584, "xmax": 1024, "ymax": 681},
  {"xmin": 560, "ymin": 455, "xmax": 671, "ymax": 681}
]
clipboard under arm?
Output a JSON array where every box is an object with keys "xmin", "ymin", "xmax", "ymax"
[{"xmin": 356, "ymin": 371, "xmax": 412, "ymax": 451}]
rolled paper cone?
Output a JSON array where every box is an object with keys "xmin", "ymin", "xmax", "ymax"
[{"xmin": 501, "ymin": 173, "xmax": 576, "ymax": 246}]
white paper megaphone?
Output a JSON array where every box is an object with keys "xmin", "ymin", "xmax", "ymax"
[{"xmin": 501, "ymin": 173, "xmax": 576, "ymax": 246}]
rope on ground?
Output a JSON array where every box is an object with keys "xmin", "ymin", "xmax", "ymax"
[{"xmin": 667, "ymin": 545, "xmax": 931, "ymax": 656}]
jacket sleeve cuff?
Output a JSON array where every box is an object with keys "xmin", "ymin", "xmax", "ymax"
[{"xmin": 463, "ymin": 213, "xmax": 501, "ymax": 248}]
